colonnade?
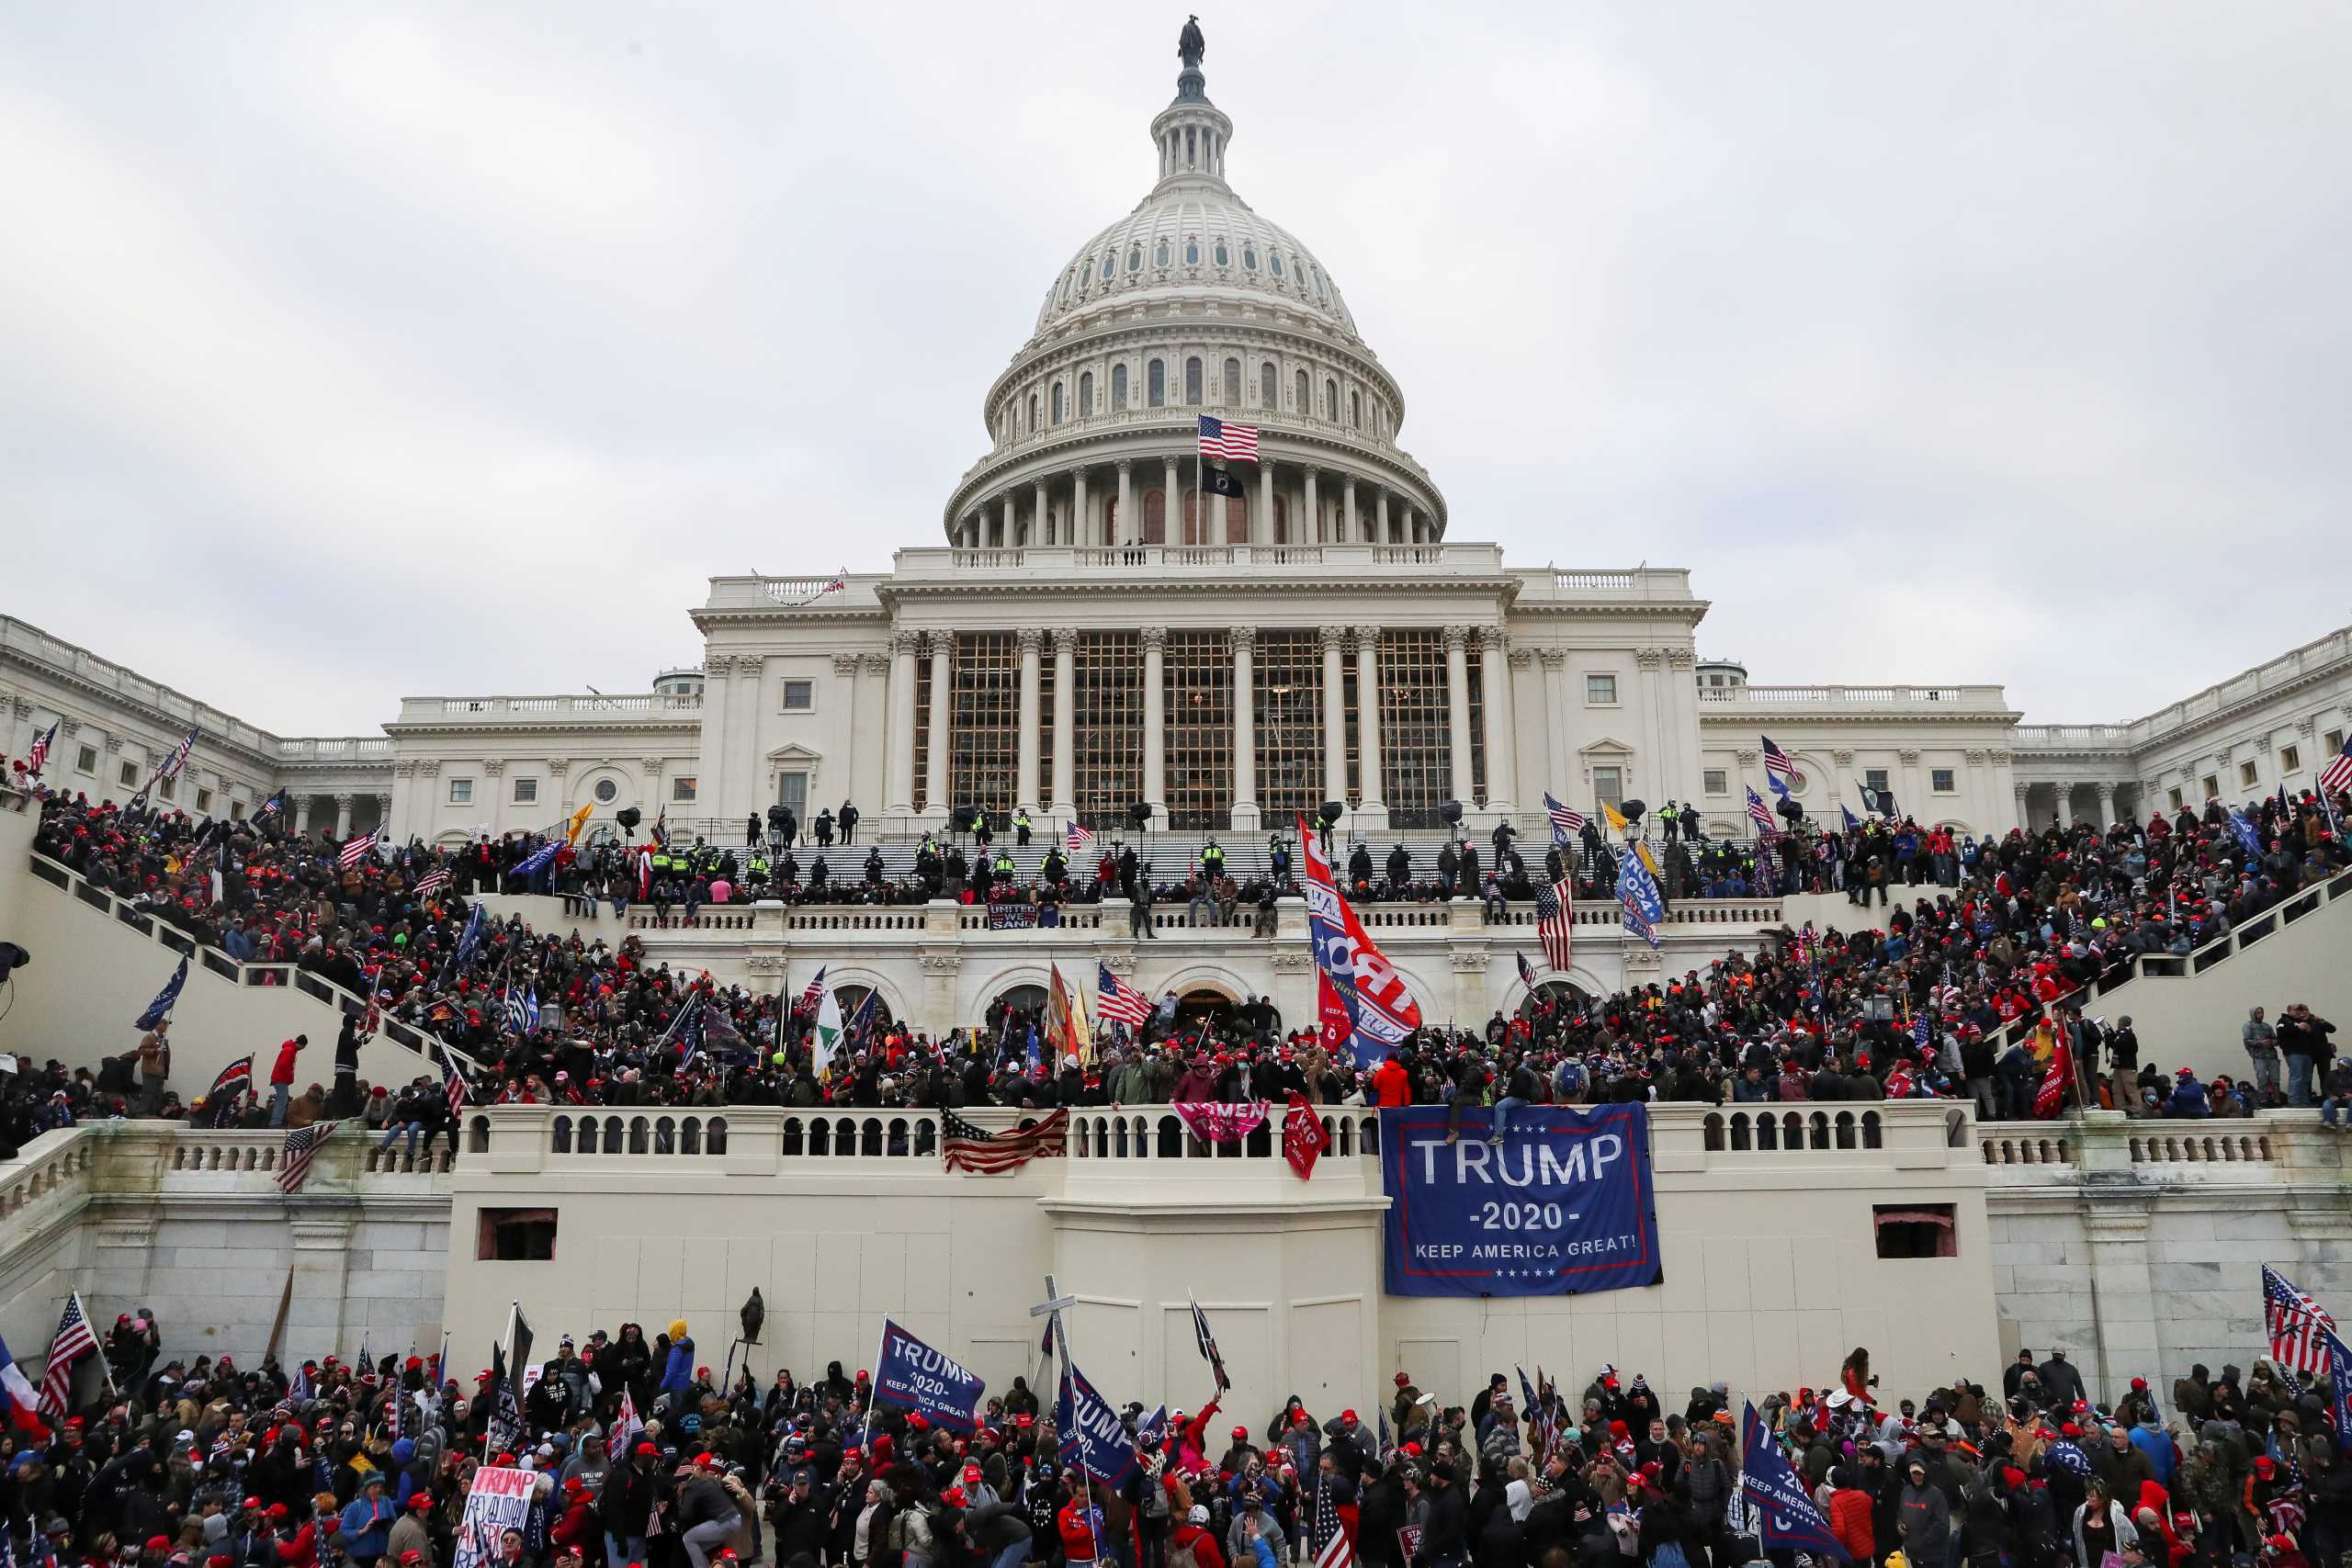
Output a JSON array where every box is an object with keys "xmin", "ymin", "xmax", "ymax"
[{"xmin": 950, "ymin": 457, "xmax": 1439, "ymax": 551}]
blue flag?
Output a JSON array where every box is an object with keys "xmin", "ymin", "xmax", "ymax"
[
  {"xmin": 1841, "ymin": 804, "xmax": 1862, "ymax": 833},
  {"xmin": 873, "ymin": 1318, "xmax": 987, "ymax": 1432},
  {"xmin": 2326, "ymin": 1328, "xmax": 2352, "ymax": 1456},
  {"xmin": 510, "ymin": 840, "xmax": 560, "ymax": 886},
  {"xmin": 134, "ymin": 954, "xmax": 189, "ymax": 1032},
  {"xmin": 1134, "ymin": 1404, "xmax": 1169, "ymax": 1448},
  {"xmin": 1057, "ymin": 1353, "xmax": 1140, "ymax": 1486},
  {"xmin": 2226, "ymin": 808, "xmax": 2264, "ymax": 860},
  {"xmin": 1617, "ymin": 850, "xmax": 1665, "ymax": 951},
  {"xmin": 1740, "ymin": 1402, "xmax": 1849, "ymax": 1559}
]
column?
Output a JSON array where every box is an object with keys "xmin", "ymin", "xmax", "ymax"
[
  {"xmin": 2053, "ymin": 780, "xmax": 2075, "ymax": 827},
  {"xmin": 295, "ymin": 795, "xmax": 313, "ymax": 833},
  {"xmin": 1034, "ymin": 479, "xmax": 1049, "ymax": 547},
  {"xmin": 1443, "ymin": 626, "xmax": 1474, "ymax": 808},
  {"xmin": 2094, "ymin": 783, "xmax": 2114, "ymax": 831},
  {"xmin": 1404, "ymin": 504, "xmax": 1419, "ymax": 544},
  {"xmin": 1539, "ymin": 649, "xmax": 1569, "ymax": 797},
  {"xmin": 698, "ymin": 655, "xmax": 733, "ymax": 820},
  {"xmin": 1072, "ymin": 468, "xmax": 1090, "ymax": 547},
  {"xmin": 1050, "ymin": 629, "xmax": 1077, "ymax": 814},
  {"xmin": 1142, "ymin": 627, "xmax": 1167, "ymax": 822},
  {"xmin": 1000, "ymin": 495, "xmax": 1014, "ymax": 549},
  {"xmin": 1320, "ymin": 626, "xmax": 1349, "ymax": 809},
  {"xmin": 1375, "ymin": 490, "xmax": 1391, "ymax": 545},
  {"xmin": 1342, "ymin": 476, "xmax": 1358, "ymax": 542},
  {"xmin": 1015, "ymin": 627, "xmax": 1043, "ymax": 811},
  {"xmin": 885, "ymin": 632, "xmax": 918, "ymax": 813},
  {"xmin": 1355, "ymin": 626, "xmax": 1385, "ymax": 814},
  {"xmin": 2014, "ymin": 782, "xmax": 2030, "ymax": 831},
  {"xmin": 925, "ymin": 632, "xmax": 953, "ymax": 816},
  {"xmin": 373, "ymin": 794, "xmax": 391, "ymax": 833},
  {"xmin": 333, "ymin": 793, "xmax": 354, "ymax": 839},
  {"xmin": 1116, "ymin": 460, "xmax": 1135, "ymax": 546},
  {"xmin": 1232, "ymin": 626, "xmax": 1259, "ymax": 829},
  {"xmin": 1257, "ymin": 460, "xmax": 1273, "ymax": 547},
  {"xmin": 1304, "ymin": 467, "xmax": 1321, "ymax": 544},
  {"xmin": 1162, "ymin": 456, "xmax": 1178, "ymax": 543},
  {"xmin": 1480, "ymin": 632, "xmax": 1517, "ymax": 815}
]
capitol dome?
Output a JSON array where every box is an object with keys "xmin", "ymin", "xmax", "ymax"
[{"xmin": 943, "ymin": 26, "xmax": 1444, "ymax": 552}]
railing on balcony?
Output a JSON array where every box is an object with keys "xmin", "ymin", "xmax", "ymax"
[
  {"xmin": 394, "ymin": 694, "xmax": 704, "ymax": 723},
  {"xmin": 1698, "ymin": 684, "xmax": 2010, "ymax": 711}
]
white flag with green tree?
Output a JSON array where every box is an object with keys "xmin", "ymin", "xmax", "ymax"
[{"xmin": 813, "ymin": 988, "xmax": 844, "ymax": 1077}]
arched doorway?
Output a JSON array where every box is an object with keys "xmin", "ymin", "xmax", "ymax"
[
  {"xmin": 833, "ymin": 983, "xmax": 894, "ymax": 1029},
  {"xmin": 1173, "ymin": 987, "xmax": 1238, "ymax": 1030},
  {"xmin": 1516, "ymin": 979, "xmax": 1590, "ymax": 1024}
]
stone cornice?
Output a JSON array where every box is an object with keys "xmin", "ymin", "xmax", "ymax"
[{"xmin": 382, "ymin": 718, "xmax": 701, "ymax": 740}]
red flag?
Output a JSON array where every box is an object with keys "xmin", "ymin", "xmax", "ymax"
[
  {"xmin": 1316, "ymin": 970, "xmax": 1352, "ymax": 1055},
  {"xmin": 1283, "ymin": 1091, "xmax": 1329, "ymax": 1181},
  {"xmin": 2031, "ymin": 1045, "xmax": 2071, "ymax": 1119}
]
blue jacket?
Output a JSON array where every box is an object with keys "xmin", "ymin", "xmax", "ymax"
[
  {"xmin": 339, "ymin": 1494, "xmax": 395, "ymax": 1559},
  {"xmin": 2128, "ymin": 1421, "xmax": 2177, "ymax": 1487},
  {"xmin": 662, "ymin": 1336, "xmax": 696, "ymax": 1395}
]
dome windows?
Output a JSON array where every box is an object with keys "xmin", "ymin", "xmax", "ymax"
[
  {"xmin": 1101, "ymin": 252, "xmax": 1115, "ymax": 280},
  {"xmin": 1051, "ymin": 381, "xmax": 1065, "ymax": 426},
  {"xmin": 1270, "ymin": 252, "xmax": 1284, "ymax": 278},
  {"xmin": 1148, "ymin": 359, "xmax": 1166, "ymax": 408},
  {"xmin": 1260, "ymin": 361, "xmax": 1277, "ymax": 408},
  {"xmin": 1113, "ymin": 363, "xmax": 1130, "ymax": 411},
  {"xmin": 1213, "ymin": 241, "xmax": 1229, "ymax": 266},
  {"xmin": 1242, "ymin": 245, "xmax": 1258, "ymax": 270},
  {"xmin": 1295, "ymin": 368, "xmax": 1308, "ymax": 411},
  {"xmin": 1027, "ymin": 393, "xmax": 1038, "ymax": 434},
  {"xmin": 1351, "ymin": 389, "xmax": 1362, "ymax": 429},
  {"xmin": 1184, "ymin": 355, "xmax": 1204, "ymax": 405},
  {"xmin": 1127, "ymin": 245, "xmax": 1142, "ymax": 273},
  {"xmin": 1324, "ymin": 378, "xmax": 1338, "ymax": 419},
  {"xmin": 1184, "ymin": 239, "xmax": 1200, "ymax": 265},
  {"xmin": 1079, "ymin": 370, "xmax": 1094, "ymax": 417},
  {"xmin": 1155, "ymin": 240, "xmax": 1170, "ymax": 268},
  {"xmin": 1222, "ymin": 357, "xmax": 1241, "ymax": 403}
]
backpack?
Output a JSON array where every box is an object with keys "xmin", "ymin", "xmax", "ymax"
[
  {"xmin": 1140, "ymin": 1476, "xmax": 1170, "ymax": 1520},
  {"xmin": 1168, "ymin": 1540, "xmax": 1199, "ymax": 1568}
]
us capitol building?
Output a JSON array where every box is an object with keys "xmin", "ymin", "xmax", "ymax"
[{"xmin": 6, "ymin": 26, "xmax": 2351, "ymax": 1028}]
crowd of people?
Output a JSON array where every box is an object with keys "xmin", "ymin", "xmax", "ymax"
[
  {"xmin": 1, "ymin": 1317, "xmax": 2346, "ymax": 1568},
  {"xmin": 2, "ymin": 779, "xmax": 2346, "ymax": 1147}
]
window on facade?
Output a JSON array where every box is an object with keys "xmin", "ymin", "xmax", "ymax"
[
  {"xmin": 159, "ymin": 778, "xmax": 175, "ymax": 802},
  {"xmin": 1593, "ymin": 766, "xmax": 1623, "ymax": 810},
  {"xmin": 1184, "ymin": 239, "xmax": 1200, "ymax": 265},
  {"xmin": 1295, "ymin": 369, "xmax": 1308, "ymax": 411},
  {"xmin": 1865, "ymin": 768, "xmax": 1890, "ymax": 794},
  {"xmin": 593, "ymin": 778, "xmax": 617, "ymax": 803},
  {"xmin": 2239, "ymin": 761, "xmax": 2259, "ymax": 787},
  {"xmin": 1223, "ymin": 357, "xmax": 1241, "ymax": 402},
  {"xmin": 196, "ymin": 787, "xmax": 212, "ymax": 811},
  {"xmin": 949, "ymin": 632, "xmax": 1020, "ymax": 814},
  {"xmin": 1271, "ymin": 252, "xmax": 1284, "ymax": 277},
  {"xmin": 782, "ymin": 680, "xmax": 814, "ymax": 712},
  {"xmin": 1148, "ymin": 360, "xmax": 1166, "ymax": 407},
  {"xmin": 513, "ymin": 777, "xmax": 538, "ymax": 805},
  {"xmin": 2280, "ymin": 744, "xmax": 2301, "ymax": 773},
  {"xmin": 76, "ymin": 745, "xmax": 96, "ymax": 773},
  {"xmin": 1931, "ymin": 768, "xmax": 1956, "ymax": 793},
  {"xmin": 775, "ymin": 770, "xmax": 807, "ymax": 818},
  {"xmin": 1026, "ymin": 394, "xmax": 1037, "ymax": 433},
  {"xmin": 1128, "ymin": 246, "xmax": 1142, "ymax": 272},
  {"xmin": 1143, "ymin": 488, "xmax": 1167, "ymax": 545},
  {"xmin": 1164, "ymin": 632, "xmax": 1234, "ymax": 831},
  {"xmin": 1051, "ymin": 382, "xmax": 1064, "ymax": 424},
  {"xmin": 2169, "ymin": 787, "xmax": 2185, "ymax": 809},
  {"xmin": 1272, "ymin": 495, "xmax": 1288, "ymax": 543},
  {"xmin": 1079, "ymin": 370, "xmax": 1094, "ymax": 416},
  {"xmin": 1324, "ymin": 378, "xmax": 1338, "ymax": 418},
  {"xmin": 119, "ymin": 761, "xmax": 137, "ymax": 787},
  {"xmin": 2329, "ymin": 729, "xmax": 2346, "ymax": 757},
  {"xmin": 449, "ymin": 779, "xmax": 473, "ymax": 805},
  {"xmin": 1182, "ymin": 490, "xmax": 1247, "ymax": 547},
  {"xmin": 1072, "ymin": 631, "xmax": 1144, "ymax": 829},
  {"xmin": 1586, "ymin": 674, "xmax": 1617, "ymax": 705},
  {"xmin": 476, "ymin": 1207, "xmax": 558, "ymax": 1261},
  {"xmin": 1156, "ymin": 240, "xmax": 1170, "ymax": 267},
  {"xmin": 1113, "ymin": 364, "xmax": 1129, "ymax": 410},
  {"xmin": 1351, "ymin": 389, "xmax": 1363, "ymax": 427},
  {"xmin": 1381, "ymin": 629, "xmax": 1453, "ymax": 829},
  {"xmin": 1184, "ymin": 356, "xmax": 1203, "ymax": 404},
  {"xmin": 1872, "ymin": 1202, "xmax": 1957, "ymax": 1259},
  {"xmin": 2201, "ymin": 773, "xmax": 2219, "ymax": 800},
  {"xmin": 673, "ymin": 776, "xmax": 697, "ymax": 803},
  {"xmin": 1102, "ymin": 253, "xmax": 1114, "ymax": 279},
  {"xmin": 1254, "ymin": 631, "xmax": 1325, "ymax": 823},
  {"xmin": 1242, "ymin": 245, "xmax": 1257, "ymax": 269},
  {"xmin": 1261, "ymin": 362, "xmax": 1277, "ymax": 408},
  {"xmin": 1214, "ymin": 242, "xmax": 1229, "ymax": 266},
  {"xmin": 1703, "ymin": 769, "xmax": 1728, "ymax": 795},
  {"xmin": 230, "ymin": 800, "xmax": 243, "ymax": 820}
]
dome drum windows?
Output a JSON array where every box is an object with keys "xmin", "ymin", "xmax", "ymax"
[
  {"xmin": 1184, "ymin": 355, "xmax": 1204, "ymax": 405},
  {"xmin": 1184, "ymin": 239, "xmax": 1200, "ymax": 265},
  {"xmin": 1051, "ymin": 382, "xmax": 1065, "ymax": 425},
  {"xmin": 1127, "ymin": 246, "xmax": 1143, "ymax": 273},
  {"xmin": 1213, "ymin": 241, "xmax": 1229, "ymax": 266},
  {"xmin": 1148, "ymin": 359, "xmax": 1166, "ymax": 408},
  {"xmin": 1079, "ymin": 370, "xmax": 1094, "ymax": 416},
  {"xmin": 1270, "ymin": 252, "xmax": 1284, "ymax": 277},
  {"xmin": 1102, "ymin": 252, "xmax": 1115, "ymax": 280},
  {"xmin": 1222, "ymin": 356, "xmax": 1241, "ymax": 403},
  {"xmin": 1156, "ymin": 241, "xmax": 1171, "ymax": 268},
  {"xmin": 1242, "ymin": 245, "xmax": 1258, "ymax": 270},
  {"xmin": 1260, "ymin": 361, "xmax": 1277, "ymax": 408},
  {"xmin": 1113, "ymin": 364, "xmax": 1130, "ymax": 411}
]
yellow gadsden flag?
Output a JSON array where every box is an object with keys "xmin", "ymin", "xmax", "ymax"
[
  {"xmin": 1601, "ymin": 800, "xmax": 1631, "ymax": 836},
  {"xmin": 564, "ymin": 804, "xmax": 594, "ymax": 847},
  {"xmin": 1047, "ymin": 963, "xmax": 1091, "ymax": 1067}
]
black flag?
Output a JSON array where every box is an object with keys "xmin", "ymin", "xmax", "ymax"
[{"xmin": 1204, "ymin": 465, "xmax": 1246, "ymax": 499}]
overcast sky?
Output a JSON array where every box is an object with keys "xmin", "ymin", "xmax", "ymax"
[{"xmin": 6, "ymin": 4, "xmax": 2349, "ymax": 737}]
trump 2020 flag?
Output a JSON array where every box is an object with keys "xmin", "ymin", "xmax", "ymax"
[
  {"xmin": 1057, "ymin": 1353, "xmax": 1139, "ymax": 1486},
  {"xmin": 872, "ymin": 1318, "xmax": 986, "ymax": 1432},
  {"xmin": 1740, "ymin": 1402, "xmax": 1849, "ymax": 1559},
  {"xmin": 134, "ymin": 955, "xmax": 189, "ymax": 1032}
]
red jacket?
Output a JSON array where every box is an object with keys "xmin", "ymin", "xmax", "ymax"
[
  {"xmin": 274, "ymin": 1524, "xmax": 319, "ymax": 1568},
  {"xmin": 1828, "ymin": 1488, "xmax": 1873, "ymax": 1563},
  {"xmin": 1172, "ymin": 1524, "xmax": 1226, "ymax": 1568},
  {"xmin": 1058, "ymin": 1501, "xmax": 1102, "ymax": 1562},
  {"xmin": 272, "ymin": 1038, "xmax": 302, "ymax": 1087}
]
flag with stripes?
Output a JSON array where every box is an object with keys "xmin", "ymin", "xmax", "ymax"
[
  {"xmin": 764, "ymin": 570, "xmax": 847, "ymax": 607},
  {"xmin": 413, "ymin": 865, "xmax": 450, "ymax": 897},
  {"xmin": 1534, "ymin": 878, "xmax": 1574, "ymax": 972},
  {"xmin": 795, "ymin": 966, "xmax": 829, "ymax": 1016},
  {"xmin": 942, "ymin": 1109, "xmax": 1069, "ymax": 1174},
  {"xmin": 2321, "ymin": 738, "xmax": 2352, "ymax": 798},
  {"xmin": 23, "ymin": 721, "xmax": 57, "ymax": 777},
  {"xmin": 1309, "ymin": 1468, "xmax": 1352, "ymax": 1568},
  {"xmin": 1544, "ymin": 792, "xmax": 1587, "ymax": 846},
  {"xmin": 340, "ymin": 828, "xmax": 381, "ymax": 870},
  {"xmin": 1516, "ymin": 951, "xmax": 1537, "ymax": 990},
  {"xmin": 37, "ymin": 1292, "xmax": 100, "ymax": 1422},
  {"xmin": 1096, "ymin": 963, "xmax": 1152, "ymax": 1027},
  {"xmin": 1760, "ymin": 735, "xmax": 1797, "ymax": 798},
  {"xmin": 155, "ymin": 726, "xmax": 199, "ymax": 781},
  {"xmin": 277, "ymin": 1121, "xmax": 340, "ymax": 1194},
  {"xmin": 1747, "ymin": 785, "xmax": 1776, "ymax": 834},
  {"xmin": 256, "ymin": 787, "xmax": 286, "ymax": 819},
  {"xmin": 440, "ymin": 1042, "xmax": 471, "ymax": 1117},
  {"xmin": 1197, "ymin": 413, "xmax": 1260, "ymax": 462},
  {"xmin": 1067, "ymin": 822, "xmax": 1097, "ymax": 859},
  {"xmin": 134, "ymin": 954, "xmax": 189, "ymax": 1032},
  {"xmin": 2264, "ymin": 1264, "xmax": 2336, "ymax": 1375},
  {"xmin": 1190, "ymin": 1294, "xmax": 1230, "ymax": 1391},
  {"xmin": 502, "ymin": 986, "xmax": 527, "ymax": 1035}
]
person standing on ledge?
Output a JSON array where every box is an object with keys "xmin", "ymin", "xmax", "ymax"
[{"xmin": 268, "ymin": 1032, "xmax": 306, "ymax": 1126}]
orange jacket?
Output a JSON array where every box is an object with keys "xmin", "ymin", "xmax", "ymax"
[{"xmin": 1829, "ymin": 1488, "xmax": 1874, "ymax": 1563}]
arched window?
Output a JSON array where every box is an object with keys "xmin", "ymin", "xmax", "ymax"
[
  {"xmin": 1078, "ymin": 370, "xmax": 1094, "ymax": 416},
  {"xmin": 1271, "ymin": 252, "xmax": 1284, "ymax": 277},
  {"xmin": 1325, "ymin": 378, "xmax": 1338, "ymax": 418},
  {"xmin": 1027, "ymin": 394, "xmax": 1038, "ymax": 433},
  {"xmin": 1148, "ymin": 360, "xmax": 1166, "ymax": 407},
  {"xmin": 1184, "ymin": 239, "xmax": 1200, "ymax": 265},
  {"xmin": 1101, "ymin": 252, "xmax": 1114, "ymax": 280},
  {"xmin": 1113, "ymin": 364, "xmax": 1129, "ymax": 411},
  {"xmin": 1223, "ymin": 357, "xmax": 1241, "ymax": 403},
  {"xmin": 1214, "ymin": 241, "xmax": 1229, "ymax": 266},
  {"xmin": 1295, "ymin": 369, "xmax": 1308, "ymax": 410},
  {"xmin": 1058, "ymin": 271, "xmax": 1072, "ymax": 305},
  {"xmin": 1184, "ymin": 356, "xmax": 1203, "ymax": 404},
  {"xmin": 1313, "ymin": 266, "xmax": 1327, "ymax": 299},
  {"xmin": 1156, "ymin": 240, "xmax": 1170, "ymax": 267},
  {"xmin": 1143, "ymin": 489, "xmax": 1167, "ymax": 545},
  {"xmin": 1261, "ymin": 362, "xmax": 1277, "ymax": 408},
  {"xmin": 1127, "ymin": 245, "xmax": 1142, "ymax": 272},
  {"xmin": 1050, "ymin": 382, "xmax": 1065, "ymax": 425},
  {"xmin": 1242, "ymin": 245, "xmax": 1258, "ymax": 270},
  {"xmin": 1351, "ymin": 389, "xmax": 1362, "ymax": 428}
]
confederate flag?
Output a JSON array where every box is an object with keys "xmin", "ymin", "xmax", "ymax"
[{"xmin": 1283, "ymin": 1091, "xmax": 1329, "ymax": 1181}]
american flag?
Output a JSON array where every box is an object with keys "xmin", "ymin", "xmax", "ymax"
[
  {"xmin": 413, "ymin": 866, "xmax": 450, "ymax": 898},
  {"xmin": 1068, "ymin": 822, "xmax": 1097, "ymax": 859},
  {"xmin": 2263, "ymin": 1264, "xmax": 2335, "ymax": 1375},
  {"xmin": 1544, "ymin": 792, "xmax": 1586, "ymax": 847},
  {"xmin": 156, "ymin": 726, "xmax": 199, "ymax": 781},
  {"xmin": 1197, "ymin": 414, "xmax": 1259, "ymax": 462},
  {"xmin": 2321, "ymin": 738, "xmax": 2352, "ymax": 798},
  {"xmin": 277, "ymin": 1121, "xmax": 340, "ymax": 1194},
  {"xmin": 1761, "ymin": 735, "xmax": 1798, "ymax": 797},
  {"xmin": 1096, "ymin": 963, "xmax": 1151, "ymax": 1027},
  {"xmin": 1747, "ymin": 786, "xmax": 1776, "ymax": 834},
  {"xmin": 1534, "ymin": 878, "xmax": 1574, "ymax": 972},
  {"xmin": 1516, "ymin": 951, "xmax": 1537, "ymax": 989},
  {"xmin": 24, "ymin": 720, "xmax": 57, "ymax": 776},
  {"xmin": 794, "ymin": 966, "xmax": 829, "ymax": 1015},
  {"xmin": 942, "ymin": 1108, "xmax": 1069, "ymax": 1174},
  {"xmin": 339, "ymin": 828, "xmax": 381, "ymax": 870},
  {"xmin": 37, "ymin": 1292, "xmax": 100, "ymax": 1422},
  {"xmin": 1309, "ymin": 1469, "xmax": 1352, "ymax": 1568}
]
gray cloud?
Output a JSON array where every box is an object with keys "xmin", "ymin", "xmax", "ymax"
[{"xmin": 4, "ymin": 3, "xmax": 2346, "ymax": 735}]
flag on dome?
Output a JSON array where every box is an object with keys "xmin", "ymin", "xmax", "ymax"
[{"xmin": 1197, "ymin": 414, "xmax": 1259, "ymax": 462}]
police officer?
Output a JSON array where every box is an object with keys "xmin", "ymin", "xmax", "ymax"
[
  {"xmin": 837, "ymin": 799, "xmax": 859, "ymax": 844},
  {"xmin": 1200, "ymin": 836, "xmax": 1225, "ymax": 883},
  {"xmin": 972, "ymin": 806, "xmax": 991, "ymax": 848},
  {"xmin": 812, "ymin": 807, "xmax": 834, "ymax": 847},
  {"xmin": 747, "ymin": 848, "xmax": 771, "ymax": 888},
  {"xmin": 1041, "ymin": 844, "xmax": 1067, "ymax": 886},
  {"xmin": 1013, "ymin": 807, "xmax": 1033, "ymax": 847}
]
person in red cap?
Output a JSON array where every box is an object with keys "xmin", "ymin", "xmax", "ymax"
[{"xmin": 601, "ymin": 1438, "xmax": 662, "ymax": 1567}]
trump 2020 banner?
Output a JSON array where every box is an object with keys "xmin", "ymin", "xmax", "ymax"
[
  {"xmin": 872, "ymin": 1318, "xmax": 986, "ymax": 1433},
  {"xmin": 1056, "ymin": 1354, "xmax": 1140, "ymax": 1487},
  {"xmin": 1380, "ymin": 1104, "xmax": 1661, "ymax": 1297}
]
